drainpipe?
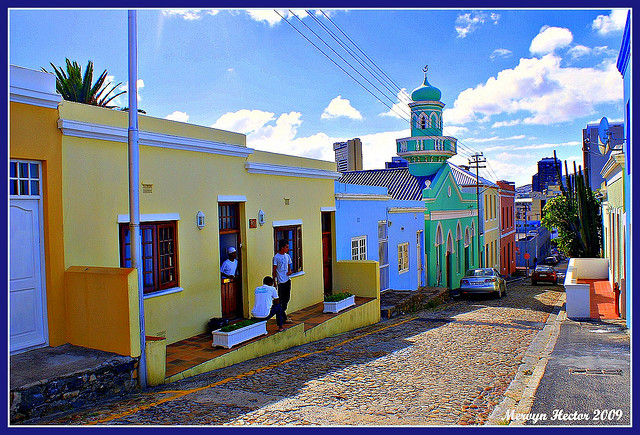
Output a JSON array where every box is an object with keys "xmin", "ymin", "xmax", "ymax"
[{"xmin": 128, "ymin": 9, "xmax": 147, "ymax": 389}]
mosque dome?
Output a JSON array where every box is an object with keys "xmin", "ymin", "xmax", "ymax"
[{"xmin": 411, "ymin": 67, "xmax": 441, "ymax": 102}]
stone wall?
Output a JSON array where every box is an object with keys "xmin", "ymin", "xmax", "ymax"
[{"xmin": 10, "ymin": 357, "xmax": 139, "ymax": 424}]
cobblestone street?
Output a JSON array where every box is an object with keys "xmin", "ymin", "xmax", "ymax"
[{"xmin": 37, "ymin": 280, "xmax": 563, "ymax": 426}]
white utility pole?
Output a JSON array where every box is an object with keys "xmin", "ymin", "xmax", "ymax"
[{"xmin": 128, "ymin": 9, "xmax": 147, "ymax": 389}]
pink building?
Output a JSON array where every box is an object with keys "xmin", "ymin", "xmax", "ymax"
[{"xmin": 497, "ymin": 180, "xmax": 516, "ymax": 276}]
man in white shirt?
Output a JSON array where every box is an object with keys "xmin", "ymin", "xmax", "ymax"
[
  {"xmin": 220, "ymin": 246, "xmax": 238, "ymax": 280},
  {"xmin": 272, "ymin": 240, "xmax": 294, "ymax": 323},
  {"xmin": 251, "ymin": 276, "xmax": 285, "ymax": 331}
]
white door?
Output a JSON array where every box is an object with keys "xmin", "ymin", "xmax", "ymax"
[{"xmin": 10, "ymin": 199, "xmax": 47, "ymax": 354}]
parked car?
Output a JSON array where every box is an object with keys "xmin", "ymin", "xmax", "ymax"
[
  {"xmin": 460, "ymin": 268, "xmax": 507, "ymax": 298},
  {"xmin": 531, "ymin": 265, "xmax": 559, "ymax": 285},
  {"xmin": 539, "ymin": 256, "xmax": 559, "ymax": 266}
]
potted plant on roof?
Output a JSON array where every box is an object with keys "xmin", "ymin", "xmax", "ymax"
[
  {"xmin": 211, "ymin": 319, "xmax": 268, "ymax": 349},
  {"xmin": 323, "ymin": 291, "xmax": 355, "ymax": 313}
]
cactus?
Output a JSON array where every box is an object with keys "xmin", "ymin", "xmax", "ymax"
[{"xmin": 544, "ymin": 151, "xmax": 603, "ymax": 258}]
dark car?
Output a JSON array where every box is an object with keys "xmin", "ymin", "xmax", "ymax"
[
  {"xmin": 460, "ymin": 268, "xmax": 507, "ymax": 298},
  {"xmin": 539, "ymin": 256, "xmax": 559, "ymax": 266},
  {"xmin": 531, "ymin": 265, "xmax": 558, "ymax": 285}
]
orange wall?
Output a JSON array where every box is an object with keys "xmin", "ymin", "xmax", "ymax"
[
  {"xmin": 64, "ymin": 267, "xmax": 140, "ymax": 356},
  {"xmin": 10, "ymin": 101, "xmax": 66, "ymax": 346}
]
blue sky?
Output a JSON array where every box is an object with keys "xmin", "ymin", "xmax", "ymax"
[{"xmin": 9, "ymin": 8, "xmax": 629, "ymax": 186}]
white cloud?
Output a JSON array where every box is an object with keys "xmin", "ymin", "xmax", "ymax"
[
  {"xmin": 491, "ymin": 119, "xmax": 521, "ymax": 128},
  {"xmin": 455, "ymin": 12, "xmax": 487, "ymax": 38},
  {"xmin": 211, "ymin": 109, "xmax": 276, "ymax": 134},
  {"xmin": 210, "ymin": 108, "xmax": 408, "ymax": 168},
  {"xmin": 568, "ymin": 44, "xmax": 592, "ymax": 59},
  {"xmin": 455, "ymin": 12, "xmax": 499, "ymax": 38},
  {"xmin": 108, "ymin": 78, "xmax": 144, "ymax": 108},
  {"xmin": 592, "ymin": 10, "xmax": 628, "ymax": 35},
  {"xmin": 321, "ymin": 96, "xmax": 363, "ymax": 120},
  {"xmin": 227, "ymin": 68, "xmax": 235, "ymax": 73},
  {"xmin": 490, "ymin": 48, "xmax": 512, "ymax": 61},
  {"xmin": 359, "ymin": 130, "xmax": 411, "ymax": 169},
  {"xmin": 162, "ymin": 10, "xmax": 219, "ymax": 20},
  {"xmin": 245, "ymin": 9, "xmax": 329, "ymax": 26},
  {"xmin": 482, "ymin": 140, "xmax": 580, "ymax": 152},
  {"xmin": 529, "ymin": 26, "xmax": 573, "ymax": 55},
  {"xmin": 246, "ymin": 9, "xmax": 285, "ymax": 26},
  {"xmin": 443, "ymin": 54, "xmax": 622, "ymax": 126},
  {"xmin": 465, "ymin": 135, "xmax": 526, "ymax": 143},
  {"xmin": 379, "ymin": 88, "xmax": 411, "ymax": 119},
  {"xmin": 165, "ymin": 111, "xmax": 189, "ymax": 122},
  {"xmin": 443, "ymin": 126, "xmax": 469, "ymax": 137}
]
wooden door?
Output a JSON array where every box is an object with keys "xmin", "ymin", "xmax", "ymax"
[
  {"xmin": 219, "ymin": 203, "xmax": 242, "ymax": 320},
  {"xmin": 322, "ymin": 212, "xmax": 333, "ymax": 296},
  {"xmin": 446, "ymin": 252, "xmax": 452, "ymax": 290}
]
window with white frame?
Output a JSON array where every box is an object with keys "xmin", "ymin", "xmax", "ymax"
[
  {"xmin": 351, "ymin": 236, "xmax": 367, "ymax": 260},
  {"xmin": 10, "ymin": 160, "xmax": 41, "ymax": 197},
  {"xmin": 398, "ymin": 242, "xmax": 409, "ymax": 273}
]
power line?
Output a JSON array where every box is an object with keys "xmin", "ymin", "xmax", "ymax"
[
  {"xmin": 288, "ymin": 10, "xmax": 411, "ymax": 120},
  {"xmin": 275, "ymin": 10, "xmax": 411, "ymax": 122},
  {"xmin": 320, "ymin": 10, "xmax": 408, "ymax": 99},
  {"xmin": 307, "ymin": 10, "xmax": 409, "ymax": 113}
]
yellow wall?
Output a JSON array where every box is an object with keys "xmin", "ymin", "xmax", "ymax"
[
  {"xmin": 334, "ymin": 260, "xmax": 381, "ymax": 299},
  {"xmin": 64, "ymin": 266, "xmax": 140, "ymax": 356},
  {"xmin": 59, "ymin": 101, "xmax": 337, "ymax": 345},
  {"xmin": 10, "ymin": 101, "xmax": 66, "ymax": 346}
]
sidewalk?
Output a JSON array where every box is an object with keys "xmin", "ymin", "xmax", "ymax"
[
  {"xmin": 487, "ymin": 291, "xmax": 630, "ymax": 426},
  {"xmin": 524, "ymin": 316, "xmax": 630, "ymax": 425}
]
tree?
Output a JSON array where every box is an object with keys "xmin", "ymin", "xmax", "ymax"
[
  {"xmin": 43, "ymin": 59, "xmax": 125, "ymax": 108},
  {"xmin": 541, "ymin": 151, "xmax": 603, "ymax": 258}
]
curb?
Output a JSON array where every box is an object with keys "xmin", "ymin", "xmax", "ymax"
[{"xmin": 486, "ymin": 292, "xmax": 567, "ymax": 426}]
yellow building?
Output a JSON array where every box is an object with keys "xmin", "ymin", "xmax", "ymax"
[
  {"xmin": 10, "ymin": 66, "xmax": 380, "ymax": 364},
  {"xmin": 10, "ymin": 66, "xmax": 65, "ymax": 354}
]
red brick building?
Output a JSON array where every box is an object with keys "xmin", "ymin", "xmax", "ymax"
[{"xmin": 497, "ymin": 180, "xmax": 516, "ymax": 276}]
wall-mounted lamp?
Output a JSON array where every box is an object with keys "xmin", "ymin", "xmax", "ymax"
[
  {"xmin": 196, "ymin": 211, "xmax": 205, "ymax": 230},
  {"xmin": 258, "ymin": 209, "xmax": 265, "ymax": 226},
  {"xmin": 388, "ymin": 221, "xmax": 392, "ymax": 227}
]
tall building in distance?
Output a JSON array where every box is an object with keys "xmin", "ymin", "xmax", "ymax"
[
  {"xmin": 532, "ymin": 157, "xmax": 562, "ymax": 192},
  {"xmin": 583, "ymin": 121, "xmax": 624, "ymax": 192},
  {"xmin": 333, "ymin": 138, "xmax": 363, "ymax": 172}
]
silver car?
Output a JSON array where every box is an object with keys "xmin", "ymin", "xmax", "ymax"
[{"xmin": 460, "ymin": 268, "xmax": 507, "ymax": 298}]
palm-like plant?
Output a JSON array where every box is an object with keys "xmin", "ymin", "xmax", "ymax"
[{"xmin": 43, "ymin": 59, "xmax": 126, "ymax": 108}]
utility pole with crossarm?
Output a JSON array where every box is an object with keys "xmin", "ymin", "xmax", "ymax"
[{"xmin": 469, "ymin": 153, "xmax": 486, "ymax": 268}]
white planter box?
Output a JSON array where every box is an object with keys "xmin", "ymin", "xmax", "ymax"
[
  {"xmin": 323, "ymin": 295, "xmax": 356, "ymax": 313},
  {"xmin": 212, "ymin": 320, "xmax": 268, "ymax": 349}
]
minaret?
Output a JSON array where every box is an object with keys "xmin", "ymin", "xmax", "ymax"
[{"xmin": 396, "ymin": 66, "xmax": 457, "ymax": 176}]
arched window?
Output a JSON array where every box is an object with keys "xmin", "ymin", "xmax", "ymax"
[
  {"xmin": 435, "ymin": 223, "xmax": 444, "ymax": 246},
  {"xmin": 431, "ymin": 114, "xmax": 437, "ymax": 129},
  {"xmin": 464, "ymin": 227, "xmax": 471, "ymax": 247},
  {"xmin": 419, "ymin": 114, "xmax": 427, "ymax": 130},
  {"xmin": 446, "ymin": 231, "xmax": 454, "ymax": 254},
  {"xmin": 456, "ymin": 221, "xmax": 462, "ymax": 241}
]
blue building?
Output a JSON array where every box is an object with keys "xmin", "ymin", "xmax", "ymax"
[{"xmin": 334, "ymin": 181, "xmax": 426, "ymax": 292}]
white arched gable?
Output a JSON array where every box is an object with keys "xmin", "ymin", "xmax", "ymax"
[{"xmin": 435, "ymin": 223, "xmax": 444, "ymax": 246}]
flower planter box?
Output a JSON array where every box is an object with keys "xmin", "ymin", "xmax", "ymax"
[
  {"xmin": 212, "ymin": 320, "xmax": 268, "ymax": 349},
  {"xmin": 323, "ymin": 295, "xmax": 356, "ymax": 313}
]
